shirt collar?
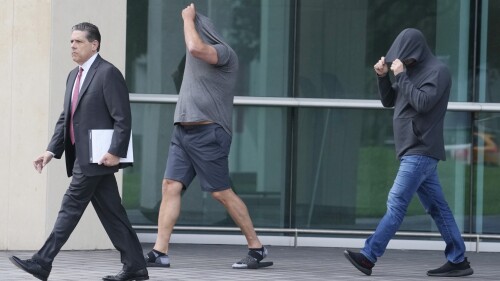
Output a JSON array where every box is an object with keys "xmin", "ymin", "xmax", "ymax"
[{"xmin": 79, "ymin": 53, "xmax": 99, "ymax": 72}]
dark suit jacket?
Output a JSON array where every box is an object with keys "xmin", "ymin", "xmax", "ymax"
[{"xmin": 47, "ymin": 55, "xmax": 132, "ymax": 177}]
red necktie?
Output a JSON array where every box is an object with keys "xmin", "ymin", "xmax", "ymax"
[{"xmin": 70, "ymin": 67, "xmax": 84, "ymax": 144}]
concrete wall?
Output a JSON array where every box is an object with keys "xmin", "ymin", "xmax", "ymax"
[{"xmin": 0, "ymin": 0, "xmax": 127, "ymax": 250}]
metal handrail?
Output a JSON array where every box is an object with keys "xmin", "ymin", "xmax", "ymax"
[
  {"xmin": 133, "ymin": 225, "xmax": 500, "ymax": 251},
  {"xmin": 130, "ymin": 94, "xmax": 500, "ymax": 112}
]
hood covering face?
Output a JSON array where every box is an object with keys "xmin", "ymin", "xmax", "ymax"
[
  {"xmin": 195, "ymin": 12, "xmax": 227, "ymax": 46},
  {"xmin": 385, "ymin": 28, "xmax": 432, "ymax": 64}
]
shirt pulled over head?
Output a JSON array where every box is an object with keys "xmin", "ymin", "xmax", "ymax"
[{"xmin": 174, "ymin": 12, "xmax": 239, "ymax": 136}]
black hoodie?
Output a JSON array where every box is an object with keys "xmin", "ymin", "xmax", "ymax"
[{"xmin": 378, "ymin": 28, "xmax": 450, "ymax": 160}]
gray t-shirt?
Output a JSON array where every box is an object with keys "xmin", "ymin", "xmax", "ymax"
[{"xmin": 174, "ymin": 13, "xmax": 239, "ymax": 136}]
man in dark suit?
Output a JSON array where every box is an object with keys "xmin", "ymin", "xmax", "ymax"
[{"xmin": 9, "ymin": 22, "xmax": 148, "ymax": 281}]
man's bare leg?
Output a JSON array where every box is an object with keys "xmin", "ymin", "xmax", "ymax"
[
  {"xmin": 211, "ymin": 188, "xmax": 262, "ymax": 249},
  {"xmin": 154, "ymin": 179, "xmax": 183, "ymax": 254}
]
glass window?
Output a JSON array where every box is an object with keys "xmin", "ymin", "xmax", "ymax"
[
  {"xmin": 124, "ymin": 0, "xmax": 496, "ymax": 237},
  {"xmin": 443, "ymin": 111, "xmax": 473, "ymax": 233},
  {"xmin": 293, "ymin": 108, "xmax": 392, "ymax": 229},
  {"xmin": 226, "ymin": 106, "xmax": 290, "ymax": 227},
  {"xmin": 296, "ymin": 0, "xmax": 471, "ymax": 101},
  {"xmin": 123, "ymin": 103, "xmax": 175, "ymax": 225},
  {"xmin": 125, "ymin": 0, "xmax": 292, "ymax": 97},
  {"xmin": 294, "ymin": 108, "xmax": 470, "ymax": 232},
  {"xmin": 473, "ymin": 113, "xmax": 500, "ymax": 234},
  {"xmin": 124, "ymin": 104, "xmax": 290, "ymax": 228},
  {"xmin": 473, "ymin": 1, "xmax": 500, "ymax": 235},
  {"xmin": 478, "ymin": 0, "xmax": 500, "ymax": 102}
]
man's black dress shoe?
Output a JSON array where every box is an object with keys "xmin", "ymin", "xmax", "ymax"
[
  {"xmin": 102, "ymin": 268, "xmax": 149, "ymax": 281},
  {"xmin": 9, "ymin": 256, "xmax": 50, "ymax": 281}
]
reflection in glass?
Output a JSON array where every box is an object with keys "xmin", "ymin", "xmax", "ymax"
[
  {"xmin": 294, "ymin": 108, "xmax": 398, "ymax": 230},
  {"xmin": 474, "ymin": 113, "xmax": 500, "ymax": 234},
  {"xmin": 296, "ymin": 0, "xmax": 470, "ymax": 101},
  {"xmin": 478, "ymin": 1, "xmax": 500, "ymax": 103},
  {"xmin": 294, "ymin": 108, "xmax": 470, "ymax": 232},
  {"xmin": 125, "ymin": 0, "xmax": 291, "ymax": 97},
  {"xmin": 123, "ymin": 103, "xmax": 175, "ymax": 225},
  {"xmin": 228, "ymin": 106, "xmax": 289, "ymax": 227}
]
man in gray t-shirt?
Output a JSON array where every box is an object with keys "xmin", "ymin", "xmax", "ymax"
[
  {"xmin": 174, "ymin": 12, "xmax": 237, "ymax": 136},
  {"xmin": 144, "ymin": 4, "xmax": 272, "ymax": 270}
]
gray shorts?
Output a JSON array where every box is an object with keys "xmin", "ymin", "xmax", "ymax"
[{"xmin": 164, "ymin": 123, "xmax": 231, "ymax": 192}]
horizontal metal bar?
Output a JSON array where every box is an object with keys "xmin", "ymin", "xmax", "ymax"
[
  {"xmin": 130, "ymin": 94, "xmax": 500, "ymax": 112},
  {"xmin": 132, "ymin": 225, "xmax": 500, "ymax": 240},
  {"xmin": 130, "ymin": 94, "xmax": 179, "ymax": 104}
]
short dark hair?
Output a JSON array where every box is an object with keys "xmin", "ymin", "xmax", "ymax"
[{"xmin": 72, "ymin": 22, "xmax": 101, "ymax": 51}]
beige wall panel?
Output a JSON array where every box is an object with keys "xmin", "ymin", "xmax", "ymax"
[
  {"xmin": 1, "ymin": 0, "xmax": 128, "ymax": 250},
  {"xmin": 47, "ymin": 0, "xmax": 127, "ymax": 250},
  {"xmin": 5, "ymin": 0, "xmax": 52, "ymax": 250},
  {"xmin": 0, "ymin": 0, "xmax": 14, "ymax": 250}
]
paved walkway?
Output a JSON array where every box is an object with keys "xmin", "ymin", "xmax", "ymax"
[{"xmin": 1, "ymin": 243, "xmax": 497, "ymax": 280}]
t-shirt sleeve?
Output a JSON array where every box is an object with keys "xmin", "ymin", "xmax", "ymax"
[{"xmin": 213, "ymin": 44, "xmax": 231, "ymax": 66}]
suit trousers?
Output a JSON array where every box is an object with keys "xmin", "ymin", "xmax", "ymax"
[{"xmin": 32, "ymin": 158, "xmax": 145, "ymax": 272}]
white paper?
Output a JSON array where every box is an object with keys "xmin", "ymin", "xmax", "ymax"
[{"xmin": 89, "ymin": 129, "xmax": 134, "ymax": 163}]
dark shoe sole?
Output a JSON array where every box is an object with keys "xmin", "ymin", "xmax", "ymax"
[
  {"xmin": 427, "ymin": 268, "xmax": 474, "ymax": 277},
  {"xmin": 102, "ymin": 276, "xmax": 149, "ymax": 281},
  {"xmin": 233, "ymin": 261, "xmax": 274, "ymax": 269},
  {"xmin": 9, "ymin": 256, "xmax": 48, "ymax": 281},
  {"xmin": 257, "ymin": 261, "xmax": 274, "ymax": 269},
  {"xmin": 343, "ymin": 250, "xmax": 372, "ymax": 276},
  {"xmin": 146, "ymin": 262, "xmax": 170, "ymax": 268}
]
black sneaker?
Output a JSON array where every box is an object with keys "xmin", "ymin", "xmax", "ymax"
[
  {"xmin": 343, "ymin": 250, "xmax": 374, "ymax": 276},
  {"xmin": 232, "ymin": 247, "xmax": 273, "ymax": 269},
  {"xmin": 144, "ymin": 250, "xmax": 170, "ymax": 268},
  {"xmin": 427, "ymin": 257, "xmax": 474, "ymax": 277}
]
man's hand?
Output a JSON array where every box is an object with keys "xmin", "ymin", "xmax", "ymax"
[
  {"xmin": 33, "ymin": 151, "xmax": 54, "ymax": 173},
  {"xmin": 181, "ymin": 3, "xmax": 218, "ymax": 65},
  {"xmin": 390, "ymin": 59, "xmax": 405, "ymax": 76},
  {"xmin": 374, "ymin": 56, "xmax": 388, "ymax": 77},
  {"xmin": 99, "ymin": 152, "xmax": 120, "ymax": 167},
  {"xmin": 182, "ymin": 3, "xmax": 196, "ymax": 21}
]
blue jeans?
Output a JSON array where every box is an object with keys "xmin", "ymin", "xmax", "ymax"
[{"xmin": 361, "ymin": 155, "xmax": 466, "ymax": 264}]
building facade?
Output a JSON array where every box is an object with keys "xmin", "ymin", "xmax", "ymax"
[
  {"xmin": 2, "ymin": 0, "xmax": 500, "ymax": 251},
  {"xmin": 0, "ymin": 0, "xmax": 127, "ymax": 250}
]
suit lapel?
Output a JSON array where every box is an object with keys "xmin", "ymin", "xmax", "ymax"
[
  {"xmin": 65, "ymin": 68, "xmax": 79, "ymax": 115},
  {"xmin": 75, "ymin": 55, "xmax": 102, "ymax": 109}
]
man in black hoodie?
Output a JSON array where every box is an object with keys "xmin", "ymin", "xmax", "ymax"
[{"xmin": 344, "ymin": 28, "xmax": 473, "ymax": 277}]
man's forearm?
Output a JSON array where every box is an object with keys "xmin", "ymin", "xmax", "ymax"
[{"xmin": 183, "ymin": 18, "xmax": 203, "ymax": 51}]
